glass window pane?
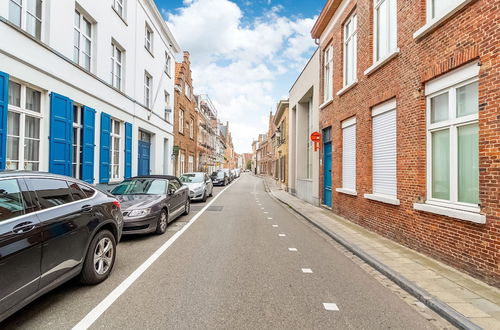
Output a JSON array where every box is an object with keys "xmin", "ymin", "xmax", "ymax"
[
  {"xmin": 25, "ymin": 116, "xmax": 40, "ymax": 139},
  {"xmin": 432, "ymin": 0, "xmax": 453, "ymax": 19},
  {"xmin": 83, "ymin": 18, "xmax": 91, "ymax": 37},
  {"xmin": 83, "ymin": 54, "xmax": 90, "ymax": 70},
  {"xmin": 83, "ymin": 38, "xmax": 91, "ymax": 55},
  {"xmin": 74, "ymin": 29, "xmax": 80, "ymax": 49},
  {"xmin": 26, "ymin": 0, "xmax": 42, "ymax": 19},
  {"xmin": 8, "ymin": 82, "xmax": 21, "ymax": 106},
  {"xmin": 68, "ymin": 182, "xmax": 86, "ymax": 201},
  {"xmin": 7, "ymin": 137, "xmax": 19, "ymax": 161},
  {"xmin": 74, "ymin": 11, "xmax": 80, "ymax": 28},
  {"xmin": 388, "ymin": 0, "xmax": 397, "ymax": 50},
  {"xmin": 114, "ymin": 121, "xmax": 120, "ymax": 135},
  {"xmin": 8, "ymin": 0, "xmax": 21, "ymax": 27},
  {"xmin": 29, "ymin": 179, "xmax": 73, "ymax": 209},
  {"xmin": 26, "ymin": 14, "xmax": 41, "ymax": 39},
  {"xmin": 73, "ymin": 106, "xmax": 79, "ymax": 124},
  {"xmin": 8, "ymin": 112, "xmax": 20, "ymax": 136},
  {"xmin": 457, "ymin": 81, "xmax": 478, "ymax": 117},
  {"xmin": 24, "ymin": 139, "xmax": 39, "ymax": 162},
  {"xmin": 0, "ymin": 179, "xmax": 26, "ymax": 221},
  {"xmin": 431, "ymin": 129, "xmax": 450, "ymax": 200},
  {"xmin": 25, "ymin": 87, "xmax": 41, "ymax": 112},
  {"xmin": 458, "ymin": 124, "xmax": 479, "ymax": 204},
  {"xmin": 377, "ymin": 3, "xmax": 388, "ymax": 60},
  {"xmin": 430, "ymin": 92, "xmax": 449, "ymax": 123}
]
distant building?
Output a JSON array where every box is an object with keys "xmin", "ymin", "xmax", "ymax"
[{"xmin": 273, "ymin": 100, "xmax": 289, "ymax": 190}]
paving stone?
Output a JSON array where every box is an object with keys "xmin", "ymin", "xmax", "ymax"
[{"xmin": 447, "ymin": 303, "xmax": 491, "ymax": 318}]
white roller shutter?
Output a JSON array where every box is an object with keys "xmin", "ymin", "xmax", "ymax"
[
  {"xmin": 372, "ymin": 104, "xmax": 397, "ymax": 197},
  {"xmin": 342, "ymin": 119, "xmax": 356, "ymax": 191}
]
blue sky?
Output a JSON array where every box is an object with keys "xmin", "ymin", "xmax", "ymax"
[{"xmin": 155, "ymin": 0, "xmax": 325, "ymax": 153}]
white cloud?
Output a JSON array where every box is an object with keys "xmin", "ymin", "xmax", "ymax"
[{"xmin": 165, "ymin": 0, "xmax": 317, "ymax": 152}]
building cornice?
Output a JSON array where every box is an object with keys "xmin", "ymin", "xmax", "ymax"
[
  {"xmin": 143, "ymin": 0, "xmax": 181, "ymax": 53},
  {"xmin": 311, "ymin": 0, "xmax": 342, "ymax": 39}
]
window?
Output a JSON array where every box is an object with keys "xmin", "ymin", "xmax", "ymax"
[
  {"xmin": 374, "ymin": 0, "xmax": 397, "ymax": 62},
  {"xmin": 429, "ymin": 0, "xmax": 455, "ymax": 20},
  {"xmin": 111, "ymin": 43, "xmax": 123, "ymax": 90},
  {"xmin": 323, "ymin": 45, "xmax": 333, "ymax": 101},
  {"xmin": 110, "ymin": 119, "xmax": 121, "ymax": 180},
  {"xmin": 0, "ymin": 179, "xmax": 26, "ymax": 221},
  {"xmin": 340, "ymin": 118, "xmax": 356, "ymax": 192},
  {"xmin": 185, "ymin": 83, "xmax": 191, "ymax": 99},
  {"xmin": 7, "ymin": 81, "xmax": 42, "ymax": 171},
  {"xmin": 144, "ymin": 72, "xmax": 152, "ymax": 108},
  {"xmin": 164, "ymin": 92, "xmax": 171, "ymax": 122},
  {"xmin": 189, "ymin": 118, "xmax": 194, "ymax": 139},
  {"xmin": 343, "ymin": 13, "xmax": 357, "ymax": 86},
  {"xmin": 371, "ymin": 99, "xmax": 397, "ymax": 198},
  {"xmin": 78, "ymin": 183, "xmax": 95, "ymax": 198},
  {"xmin": 113, "ymin": 0, "xmax": 124, "ymax": 18},
  {"xmin": 168, "ymin": 179, "xmax": 181, "ymax": 192},
  {"xmin": 72, "ymin": 105, "xmax": 84, "ymax": 179},
  {"xmin": 29, "ymin": 179, "xmax": 73, "ymax": 209},
  {"xmin": 68, "ymin": 181, "xmax": 87, "ymax": 201},
  {"xmin": 426, "ymin": 64, "xmax": 479, "ymax": 208},
  {"xmin": 188, "ymin": 155, "xmax": 194, "ymax": 172},
  {"xmin": 179, "ymin": 110, "xmax": 184, "ymax": 134},
  {"xmin": 74, "ymin": 10, "xmax": 92, "ymax": 71},
  {"xmin": 145, "ymin": 24, "xmax": 153, "ymax": 53},
  {"xmin": 9, "ymin": 0, "xmax": 42, "ymax": 39},
  {"xmin": 165, "ymin": 53, "xmax": 172, "ymax": 76},
  {"xmin": 180, "ymin": 153, "xmax": 185, "ymax": 174}
]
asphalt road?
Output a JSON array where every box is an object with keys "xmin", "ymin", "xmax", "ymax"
[{"xmin": 1, "ymin": 174, "xmax": 448, "ymax": 329}]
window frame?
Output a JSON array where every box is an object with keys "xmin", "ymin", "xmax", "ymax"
[
  {"xmin": 179, "ymin": 109, "xmax": 184, "ymax": 134},
  {"xmin": 337, "ymin": 117, "xmax": 357, "ymax": 195},
  {"xmin": 111, "ymin": 43, "xmax": 123, "ymax": 90},
  {"xmin": 189, "ymin": 117, "xmax": 194, "ymax": 139},
  {"xmin": 145, "ymin": 23, "xmax": 153, "ymax": 54},
  {"xmin": 343, "ymin": 12, "xmax": 357, "ymax": 87},
  {"xmin": 373, "ymin": 0, "xmax": 397, "ymax": 63},
  {"xmin": 425, "ymin": 70, "xmax": 480, "ymax": 212},
  {"xmin": 144, "ymin": 71, "xmax": 152, "ymax": 109},
  {"xmin": 9, "ymin": 0, "xmax": 42, "ymax": 40},
  {"xmin": 74, "ymin": 9, "xmax": 93, "ymax": 71},
  {"xmin": 164, "ymin": 91, "xmax": 171, "ymax": 122},
  {"xmin": 110, "ymin": 118, "xmax": 122, "ymax": 181},
  {"xmin": 113, "ymin": 0, "xmax": 125, "ymax": 18},
  {"xmin": 72, "ymin": 105, "xmax": 84, "ymax": 180},
  {"xmin": 323, "ymin": 45, "xmax": 333, "ymax": 102},
  {"xmin": 165, "ymin": 52, "xmax": 172, "ymax": 77},
  {"xmin": 7, "ymin": 81, "xmax": 43, "ymax": 171}
]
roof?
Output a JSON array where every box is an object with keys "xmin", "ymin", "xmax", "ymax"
[
  {"xmin": 311, "ymin": 0, "xmax": 342, "ymax": 39},
  {"xmin": 273, "ymin": 99, "xmax": 289, "ymax": 125}
]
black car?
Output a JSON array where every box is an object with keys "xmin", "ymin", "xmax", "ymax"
[
  {"xmin": 211, "ymin": 170, "xmax": 229, "ymax": 186},
  {"xmin": 111, "ymin": 175, "xmax": 190, "ymax": 235},
  {"xmin": 0, "ymin": 172, "xmax": 123, "ymax": 322}
]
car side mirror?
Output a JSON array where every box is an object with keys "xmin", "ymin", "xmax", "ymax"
[{"xmin": 167, "ymin": 188, "xmax": 175, "ymax": 195}]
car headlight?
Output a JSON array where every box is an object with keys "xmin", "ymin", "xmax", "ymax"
[{"xmin": 128, "ymin": 209, "xmax": 151, "ymax": 217}]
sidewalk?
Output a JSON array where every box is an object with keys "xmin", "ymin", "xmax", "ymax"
[{"xmin": 261, "ymin": 176, "xmax": 500, "ymax": 330}]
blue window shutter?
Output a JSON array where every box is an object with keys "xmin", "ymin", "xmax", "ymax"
[
  {"xmin": 99, "ymin": 112, "xmax": 111, "ymax": 183},
  {"xmin": 82, "ymin": 106, "xmax": 96, "ymax": 183},
  {"xmin": 124, "ymin": 122, "xmax": 132, "ymax": 179},
  {"xmin": 49, "ymin": 93, "xmax": 73, "ymax": 176},
  {"xmin": 0, "ymin": 72, "xmax": 8, "ymax": 170}
]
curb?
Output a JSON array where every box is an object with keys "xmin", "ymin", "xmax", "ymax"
[{"xmin": 261, "ymin": 178, "xmax": 481, "ymax": 330}]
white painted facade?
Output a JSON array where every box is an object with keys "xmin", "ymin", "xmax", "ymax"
[
  {"xmin": 288, "ymin": 49, "xmax": 320, "ymax": 206},
  {"xmin": 0, "ymin": 0, "xmax": 180, "ymax": 184}
]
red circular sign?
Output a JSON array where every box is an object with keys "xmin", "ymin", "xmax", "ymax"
[{"xmin": 310, "ymin": 132, "xmax": 321, "ymax": 142}]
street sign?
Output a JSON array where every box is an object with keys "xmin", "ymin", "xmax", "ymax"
[{"xmin": 310, "ymin": 132, "xmax": 321, "ymax": 151}]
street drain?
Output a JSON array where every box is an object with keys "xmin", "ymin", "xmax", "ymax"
[{"xmin": 207, "ymin": 206, "xmax": 224, "ymax": 212}]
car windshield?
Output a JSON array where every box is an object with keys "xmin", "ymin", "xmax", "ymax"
[
  {"xmin": 111, "ymin": 178, "xmax": 167, "ymax": 195},
  {"xmin": 212, "ymin": 172, "xmax": 224, "ymax": 178},
  {"xmin": 180, "ymin": 174, "xmax": 204, "ymax": 183}
]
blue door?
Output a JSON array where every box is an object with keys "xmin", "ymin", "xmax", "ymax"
[
  {"xmin": 323, "ymin": 127, "xmax": 332, "ymax": 207},
  {"xmin": 138, "ymin": 131, "xmax": 151, "ymax": 176}
]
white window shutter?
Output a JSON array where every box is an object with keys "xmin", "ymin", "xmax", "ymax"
[
  {"xmin": 342, "ymin": 123, "xmax": 356, "ymax": 190},
  {"xmin": 373, "ymin": 109, "xmax": 397, "ymax": 196}
]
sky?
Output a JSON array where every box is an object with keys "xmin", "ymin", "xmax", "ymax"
[{"xmin": 155, "ymin": 0, "xmax": 326, "ymax": 153}]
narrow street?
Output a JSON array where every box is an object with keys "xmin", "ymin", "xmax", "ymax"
[{"xmin": 2, "ymin": 174, "xmax": 446, "ymax": 329}]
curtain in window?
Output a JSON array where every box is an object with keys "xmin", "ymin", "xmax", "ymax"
[
  {"xmin": 458, "ymin": 124, "xmax": 479, "ymax": 203},
  {"xmin": 431, "ymin": 129, "xmax": 450, "ymax": 200}
]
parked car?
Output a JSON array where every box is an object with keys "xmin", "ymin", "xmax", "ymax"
[
  {"xmin": 234, "ymin": 169, "xmax": 241, "ymax": 178},
  {"xmin": 0, "ymin": 171, "xmax": 123, "ymax": 322},
  {"xmin": 222, "ymin": 169, "xmax": 234, "ymax": 182},
  {"xmin": 110, "ymin": 175, "xmax": 189, "ymax": 235},
  {"xmin": 180, "ymin": 172, "xmax": 213, "ymax": 202},
  {"xmin": 211, "ymin": 170, "xmax": 229, "ymax": 186}
]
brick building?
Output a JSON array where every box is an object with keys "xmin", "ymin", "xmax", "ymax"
[
  {"xmin": 312, "ymin": 0, "xmax": 499, "ymax": 285},
  {"xmin": 196, "ymin": 95, "xmax": 218, "ymax": 173},
  {"xmin": 273, "ymin": 100, "xmax": 289, "ymax": 190},
  {"xmin": 173, "ymin": 51, "xmax": 197, "ymax": 175}
]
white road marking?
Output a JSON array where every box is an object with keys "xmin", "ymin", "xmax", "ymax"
[
  {"xmin": 272, "ymin": 225, "xmax": 278, "ymax": 227},
  {"xmin": 267, "ymin": 217, "xmax": 273, "ymax": 220},
  {"xmin": 260, "ymin": 207, "xmax": 265, "ymax": 210},
  {"xmin": 72, "ymin": 180, "xmax": 236, "ymax": 330},
  {"xmin": 301, "ymin": 268, "xmax": 313, "ymax": 273},
  {"xmin": 323, "ymin": 303, "xmax": 339, "ymax": 311},
  {"xmin": 279, "ymin": 234, "xmax": 286, "ymax": 237},
  {"xmin": 264, "ymin": 212, "xmax": 269, "ymax": 214},
  {"xmin": 288, "ymin": 248, "xmax": 297, "ymax": 252}
]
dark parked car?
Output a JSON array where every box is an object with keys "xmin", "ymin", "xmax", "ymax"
[
  {"xmin": 111, "ymin": 176, "xmax": 190, "ymax": 235},
  {"xmin": 0, "ymin": 172, "xmax": 123, "ymax": 322},
  {"xmin": 211, "ymin": 170, "xmax": 229, "ymax": 186}
]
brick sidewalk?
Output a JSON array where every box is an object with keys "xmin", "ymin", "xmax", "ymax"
[{"xmin": 261, "ymin": 175, "xmax": 500, "ymax": 330}]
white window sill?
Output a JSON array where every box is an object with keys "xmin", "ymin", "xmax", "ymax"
[
  {"xmin": 336, "ymin": 188, "xmax": 357, "ymax": 196},
  {"xmin": 413, "ymin": 0, "xmax": 475, "ymax": 40},
  {"xmin": 413, "ymin": 202, "xmax": 486, "ymax": 224},
  {"xmin": 319, "ymin": 98, "xmax": 333, "ymax": 110},
  {"xmin": 337, "ymin": 81, "xmax": 358, "ymax": 97},
  {"xmin": 364, "ymin": 193, "xmax": 400, "ymax": 206},
  {"xmin": 364, "ymin": 49, "xmax": 400, "ymax": 76}
]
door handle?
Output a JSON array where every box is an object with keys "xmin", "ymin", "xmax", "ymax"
[
  {"xmin": 81, "ymin": 205, "xmax": 93, "ymax": 213},
  {"xmin": 12, "ymin": 222, "xmax": 36, "ymax": 234}
]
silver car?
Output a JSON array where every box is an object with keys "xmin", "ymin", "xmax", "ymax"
[{"xmin": 180, "ymin": 172, "xmax": 214, "ymax": 202}]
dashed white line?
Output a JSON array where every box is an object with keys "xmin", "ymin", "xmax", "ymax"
[
  {"xmin": 323, "ymin": 303, "xmax": 339, "ymax": 311},
  {"xmin": 301, "ymin": 268, "xmax": 313, "ymax": 273},
  {"xmin": 288, "ymin": 248, "xmax": 297, "ymax": 252},
  {"xmin": 278, "ymin": 234, "xmax": 286, "ymax": 237},
  {"xmin": 267, "ymin": 217, "xmax": 273, "ymax": 220},
  {"xmin": 264, "ymin": 212, "xmax": 269, "ymax": 214},
  {"xmin": 272, "ymin": 225, "xmax": 278, "ymax": 228}
]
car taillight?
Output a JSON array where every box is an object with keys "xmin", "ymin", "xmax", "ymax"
[{"xmin": 113, "ymin": 200, "xmax": 121, "ymax": 209}]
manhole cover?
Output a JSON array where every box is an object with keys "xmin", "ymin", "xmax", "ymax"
[
  {"xmin": 207, "ymin": 206, "xmax": 224, "ymax": 212},
  {"xmin": 191, "ymin": 205, "xmax": 204, "ymax": 211}
]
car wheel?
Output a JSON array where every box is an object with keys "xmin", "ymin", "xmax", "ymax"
[
  {"xmin": 202, "ymin": 190, "xmax": 207, "ymax": 202},
  {"xmin": 183, "ymin": 199, "xmax": 190, "ymax": 215},
  {"xmin": 79, "ymin": 230, "xmax": 116, "ymax": 285},
  {"xmin": 209, "ymin": 187, "xmax": 213, "ymax": 197},
  {"xmin": 155, "ymin": 210, "xmax": 168, "ymax": 235}
]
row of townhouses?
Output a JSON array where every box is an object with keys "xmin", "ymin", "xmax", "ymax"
[
  {"xmin": 0, "ymin": 0, "xmax": 238, "ymax": 188},
  {"xmin": 254, "ymin": 0, "xmax": 499, "ymax": 286}
]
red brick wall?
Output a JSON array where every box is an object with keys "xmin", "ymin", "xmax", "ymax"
[{"xmin": 317, "ymin": 0, "xmax": 499, "ymax": 286}]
